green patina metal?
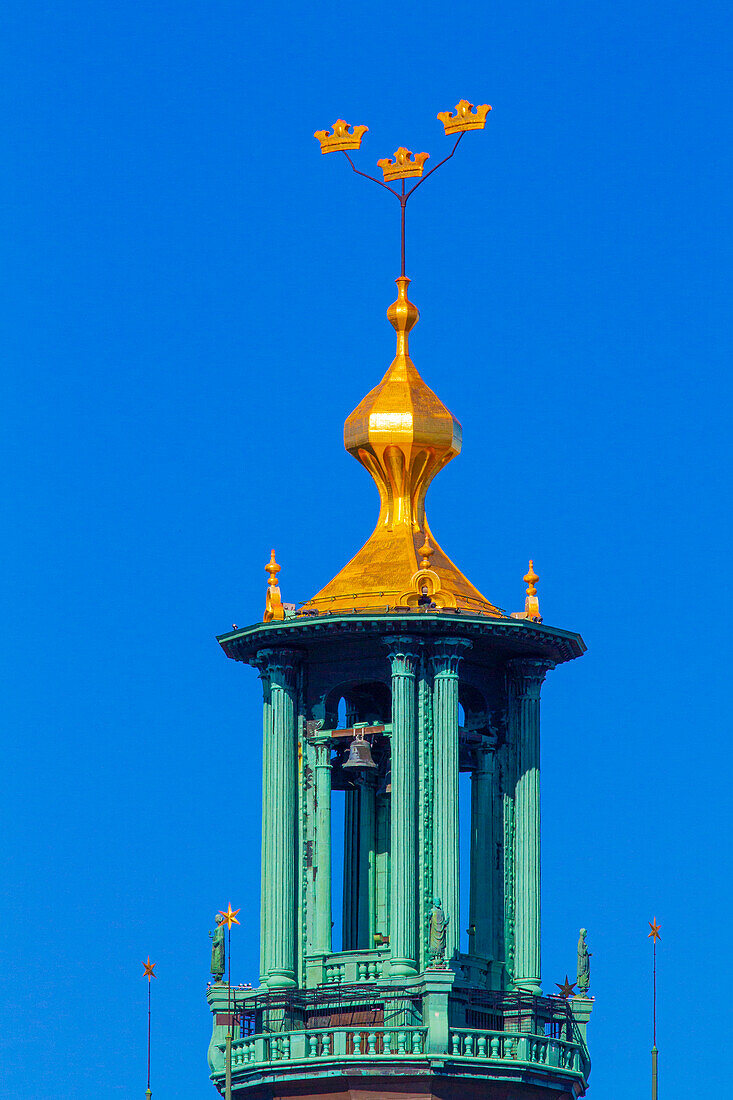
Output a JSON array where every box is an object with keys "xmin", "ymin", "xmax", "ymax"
[{"xmin": 208, "ymin": 609, "xmax": 592, "ymax": 1097}]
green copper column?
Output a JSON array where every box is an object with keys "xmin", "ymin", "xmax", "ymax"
[
  {"xmin": 260, "ymin": 648, "xmax": 300, "ymax": 988},
  {"xmin": 385, "ymin": 637, "xmax": 420, "ymax": 977},
  {"xmin": 253, "ymin": 660, "xmax": 273, "ymax": 985},
  {"xmin": 430, "ymin": 638, "xmax": 471, "ymax": 961},
  {"xmin": 312, "ymin": 731, "xmax": 332, "ymax": 955},
  {"xmin": 469, "ymin": 736, "xmax": 497, "ymax": 961},
  {"xmin": 507, "ymin": 658, "xmax": 553, "ymax": 995}
]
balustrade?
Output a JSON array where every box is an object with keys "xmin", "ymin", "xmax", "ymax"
[{"xmin": 225, "ymin": 1023, "xmax": 584, "ymax": 1079}]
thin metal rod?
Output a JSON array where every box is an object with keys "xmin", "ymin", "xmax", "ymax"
[
  {"xmin": 404, "ymin": 133, "xmax": 465, "ymax": 201},
  {"xmin": 400, "ymin": 178, "xmax": 406, "ymax": 276},
  {"xmin": 226, "ymin": 924, "xmax": 233, "ymax": 1100},
  {"xmin": 147, "ymin": 978, "xmax": 151, "ymax": 1095},
  {"xmin": 341, "ymin": 132, "xmax": 466, "ymax": 276},
  {"xmin": 342, "ymin": 152, "xmax": 400, "ymax": 197},
  {"xmin": 652, "ymin": 938, "xmax": 657, "ymax": 1100},
  {"xmin": 653, "ymin": 938, "xmax": 656, "ymax": 1048}
]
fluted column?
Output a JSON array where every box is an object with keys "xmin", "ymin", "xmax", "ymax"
[
  {"xmin": 259, "ymin": 648, "xmax": 300, "ymax": 988},
  {"xmin": 430, "ymin": 638, "xmax": 471, "ymax": 961},
  {"xmin": 256, "ymin": 663, "xmax": 272, "ymax": 984},
  {"xmin": 469, "ymin": 736, "xmax": 497, "ymax": 960},
  {"xmin": 312, "ymin": 732, "xmax": 332, "ymax": 955},
  {"xmin": 385, "ymin": 637, "xmax": 420, "ymax": 977},
  {"xmin": 507, "ymin": 658, "xmax": 553, "ymax": 994}
]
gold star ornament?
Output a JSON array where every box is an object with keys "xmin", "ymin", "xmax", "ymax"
[
  {"xmin": 648, "ymin": 918, "xmax": 661, "ymax": 943},
  {"xmin": 218, "ymin": 903, "xmax": 241, "ymax": 930},
  {"xmin": 142, "ymin": 957, "xmax": 156, "ymax": 981},
  {"xmin": 556, "ymin": 975, "xmax": 577, "ymax": 998}
]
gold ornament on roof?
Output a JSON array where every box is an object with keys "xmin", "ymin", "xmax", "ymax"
[
  {"xmin": 264, "ymin": 548, "xmax": 285, "ymax": 622},
  {"xmin": 306, "ymin": 101, "xmax": 502, "ymax": 617},
  {"xmin": 314, "ymin": 120, "xmax": 369, "ymax": 154},
  {"xmin": 301, "ymin": 277, "xmax": 502, "ymax": 616},
  {"xmin": 377, "ymin": 148, "xmax": 429, "ymax": 182},
  {"xmin": 437, "ymin": 100, "xmax": 492, "ymax": 135},
  {"xmin": 511, "ymin": 560, "xmax": 542, "ymax": 622}
]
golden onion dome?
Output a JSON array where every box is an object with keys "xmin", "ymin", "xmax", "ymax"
[{"xmin": 302, "ymin": 278, "xmax": 503, "ymax": 616}]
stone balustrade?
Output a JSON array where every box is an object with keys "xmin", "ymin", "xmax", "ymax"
[
  {"xmin": 217, "ymin": 1023, "xmax": 587, "ymax": 1085},
  {"xmin": 227, "ymin": 1026, "xmax": 427, "ymax": 1068},
  {"xmin": 449, "ymin": 1027, "xmax": 586, "ymax": 1076}
]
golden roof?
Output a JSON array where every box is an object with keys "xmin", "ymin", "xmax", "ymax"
[{"xmin": 301, "ymin": 277, "xmax": 504, "ymax": 617}]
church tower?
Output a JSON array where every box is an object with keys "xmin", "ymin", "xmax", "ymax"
[{"xmin": 207, "ymin": 103, "xmax": 593, "ymax": 1100}]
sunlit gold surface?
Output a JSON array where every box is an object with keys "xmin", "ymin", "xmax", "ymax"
[
  {"xmin": 314, "ymin": 120, "xmax": 368, "ymax": 154},
  {"xmin": 437, "ymin": 100, "xmax": 492, "ymax": 135},
  {"xmin": 301, "ymin": 278, "xmax": 504, "ymax": 617},
  {"xmin": 377, "ymin": 147, "xmax": 429, "ymax": 182},
  {"xmin": 264, "ymin": 548, "xmax": 285, "ymax": 622},
  {"xmin": 511, "ymin": 559, "xmax": 541, "ymax": 622}
]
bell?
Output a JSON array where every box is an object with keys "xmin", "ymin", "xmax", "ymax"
[{"xmin": 343, "ymin": 729, "xmax": 377, "ymax": 769}]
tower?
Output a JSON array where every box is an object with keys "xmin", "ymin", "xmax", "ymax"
[{"xmin": 207, "ymin": 103, "xmax": 593, "ymax": 1100}]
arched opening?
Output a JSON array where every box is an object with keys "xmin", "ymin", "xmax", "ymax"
[{"xmin": 327, "ymin": 683, "xmax": 392, "ymax": 956}]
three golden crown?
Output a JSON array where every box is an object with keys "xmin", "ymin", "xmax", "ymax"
[{"xmin": 314, "ymin": 100, "xmax": 491, "ymax": 182}]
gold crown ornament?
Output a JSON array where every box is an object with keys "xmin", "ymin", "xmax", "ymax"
[
  {"xmin": 377, "ymin": 147, "xmax": 429, "ymax": 182},
  {"xmin": 437, "ymin": 100, "xmax": 492, "ymax": 135},
  {"xmin": 314, "ymin": 119, "xmax": 369, "ymax": 154}
]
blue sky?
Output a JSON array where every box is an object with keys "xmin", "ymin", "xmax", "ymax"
[{"xmin": 1, "ymin": 1, "xmax": 731, "ymax": 1096}]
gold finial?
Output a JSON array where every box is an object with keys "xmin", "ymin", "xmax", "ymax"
[
  {"xmin": 314, "ymin": 120, "xmax": 368, "ymax": 154},
  {"xmin": 264, "ymin": 549, "xmax": 285, "ymax": 622},
  {"xmin": 377, "ymin": 147, "xmax": 429, "ymax": 182},
  {"xmin": 437, "ymin": 100, "xmax": 492, "ymax": 135},
  {"xmin": 510, "ymin": 559, "xmax": 541, "ymax": 622},
  {"xmin": 418, "ymin": 534, "xmax": 434, "ymax": 569}
]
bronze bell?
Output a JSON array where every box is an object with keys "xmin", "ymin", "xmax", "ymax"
[{"xmin": 343, "ymin": 729, "xmax": 377, "ymax": 769}]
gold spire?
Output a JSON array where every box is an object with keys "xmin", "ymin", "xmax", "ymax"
[
  {"xmin": 301, "ymin": 280, "xmax": 503, "ymax": 616},
  {"xmin": 264, "ymin": 549, "xmax": 285, "ymax": 622},
  {"xmin": 511, "ymin": 559, "xmax": 541, "ymax": 622}
]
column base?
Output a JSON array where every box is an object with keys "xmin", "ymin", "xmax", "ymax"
[
  {"xmin": 267, "ymin": 969, "xmax": 297, "ymax": 989},
  {"xmin": 389, "ymin": 957, "xmax": 418, "ymax": 978},
  {"xmin": 514, "ymin": 978, "xmax": 542, "ymax": 995}
]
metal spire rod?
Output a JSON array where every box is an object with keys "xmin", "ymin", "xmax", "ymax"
[
  {"xmin": 342, "ymin": 134, "xmax": 465, "ymax": 277},
  {"xmin": 142, "ymin": 956, "xmax": 156, "ymax": 1099},
  {"xmin": 649, "ymin": 918, "xmax": 661, "ymax": 1099},
  {"xmin": 314, "ymin": 101, "xmax": 491, "ymax": 277}
]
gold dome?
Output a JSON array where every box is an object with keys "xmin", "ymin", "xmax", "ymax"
[{"xmin": 301, "ymin": 278, "xmax": 503, "ymax": 616}]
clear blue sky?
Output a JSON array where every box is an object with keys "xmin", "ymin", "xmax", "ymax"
[{"xmin": 2, "ymin": 2, "xmax": 731, "ymax": 1097}]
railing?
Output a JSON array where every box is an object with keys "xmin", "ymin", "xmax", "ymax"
[
  {"xmin": 218, "ymin": 1024, "xmax": 587, "ymax": 1082},
  {"xmin": 449, "ymin": 1028, "xmax": 586, "ymax": 1075},
  {"xmin": 227, "ymin": 1026, "xmax": 427, "ymax": 1068}
]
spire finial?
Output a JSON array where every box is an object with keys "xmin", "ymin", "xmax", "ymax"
[
  {"xmin": 510, "ymin": 559, "xmax": 542, "ymax": 622},
  {"xmin": 264, "ymin": 549, "xmax": 285, "ymax": 622},
  {"xmin": 523, "ymin": 560, "xmax": 541, "ymax": 620},
  {"xmin": 418, "ymin": 533, "xmax": 434, "ymax": 569}
]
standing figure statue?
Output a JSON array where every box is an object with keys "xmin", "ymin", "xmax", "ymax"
[
  {"xmin": 577, "ymin": 928, "xmax": 592, "ymax": 995},
  {"xmin": 209, "ymin": 913, "xmax": 226, "ymax": 982},
  {"xmin": 429, "ymin": 897, "xmax": 450, "ymax": 965}
]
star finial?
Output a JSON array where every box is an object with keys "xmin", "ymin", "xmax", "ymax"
[
  {"xmin": 556, "ymin": 975, "xmax": 577, "ymax": 998},
  {"xmin": 142, "ymin": 956, "xmax": 156, "ymax": 981},
  {"xmin": 648, "ymin": 918, "xmax": 661, "ymax": 943},
  {"xmin": 218, "ymin": 903, "xmax": 241, "ymax": 930}
]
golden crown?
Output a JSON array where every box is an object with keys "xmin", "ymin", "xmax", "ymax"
[
  {"xmin": 437, "ymin": 100, "xmax": 492, "ymax": 135},
  {"xmin": 377, "ymin": 147, "xmax": 430, "ymax": 182},
  {"xmin": 314, "ymin": 119, "xmax": 369, "ymax": 154}
]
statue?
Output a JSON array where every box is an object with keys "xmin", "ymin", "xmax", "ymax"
[
  {"xmin": 429, "ymin": 897, "xmax": 450, "ymax": 965},
  {"xmin": 576, "ymin": 928, "xmax": 591, "ymax": 995},
  {"xmin": 209, "ymin": 913, "xmax": 226, "ymax": 982}
]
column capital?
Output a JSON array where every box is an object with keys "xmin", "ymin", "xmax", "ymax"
[
  {"xmin": 254, "ymin": 647, "xmax": 301, "ymax": 688},
  {"xmin": 429, "ymin": 636, "xmax": 472, "ymax": 676},
  {"xmin": 506, "ymin": 657, "xmax": 555, "ymax": 699},
  {"xmin": 384, "ymin": 635, "xmax": 421, "ymax": 676}
]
